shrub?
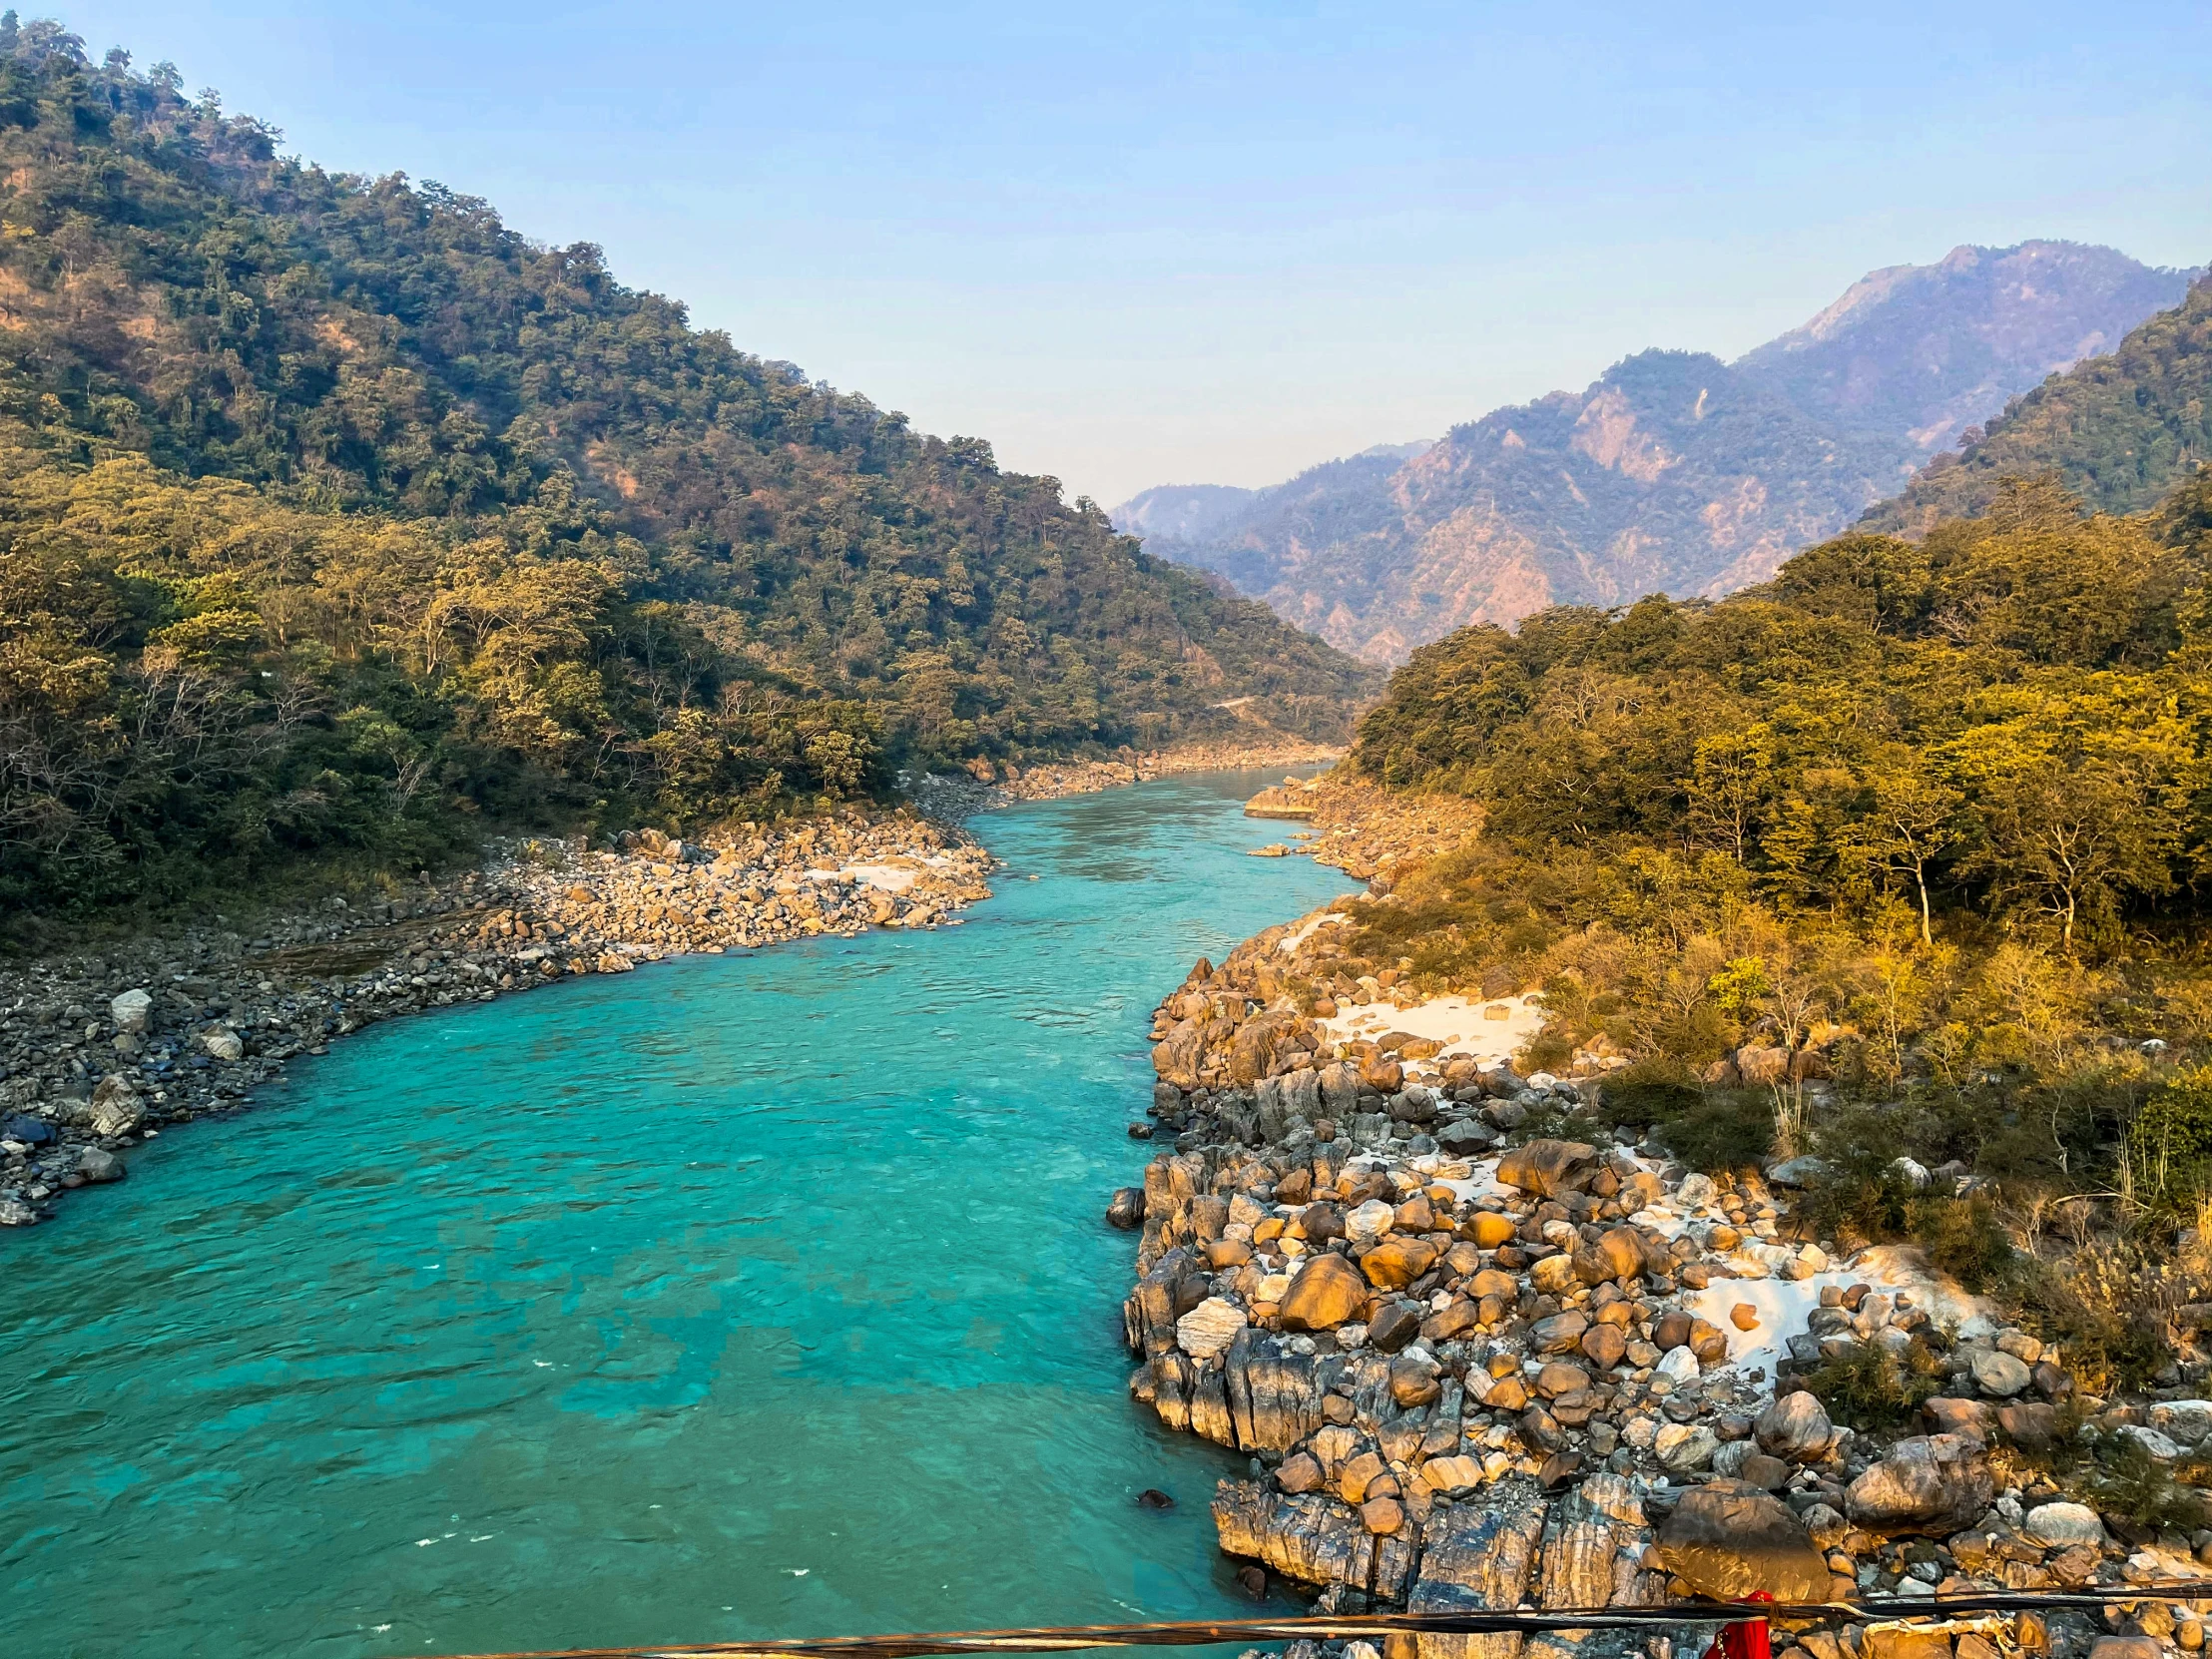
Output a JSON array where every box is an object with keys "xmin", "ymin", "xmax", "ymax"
[
  {"xmin": 1801, "ymin": 1340, "xmax": 1946, "ymax": 1433},
  {"xmin": 1596, "ymin": 1061, "xmax": 1705, "ymax": 1129},
  {"xmin": 1651, "ymin": 1090, "xmax": 1774, "ymax": 1173},
  {"xmin": 2129, "ymin": 1064, "xmax": 2212, "ymax": 1214},
  {"xmin": 2085, "ymin": 1436, "xmax": 2210, "ymax": 1532}
]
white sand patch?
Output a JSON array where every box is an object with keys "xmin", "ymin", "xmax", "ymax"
[
  {"xmin": 1319, "ymin": 993, "xmax": 1546, "ymax": 1068},
  {"xmin": 1848, "ymin": 1245, "xmax": 1999, "ymax": 1339},
  {"xmin": 1435, "ymin": 1151, "xmax": 1512, "ymax": 1205},
  {"xmin": 1685, "ymin": 1244, "xmax": 2001, "ymax": 1393},
  {"xmin": 1687, "ymin": 1272, "xmax": 1852, "ymax": 1387},
  {"xmin": 835, "ymin": 863, "xmax": 919, "ymax": 893},
  {"xmin": 1278, "ymin": 911, "xmax": 1351, "ymax": 953}
]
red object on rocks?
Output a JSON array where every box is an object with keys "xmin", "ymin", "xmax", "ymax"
[{"xmin": 1705, "ymin": 1591, "xmax": 1774, "ymax": 1659}]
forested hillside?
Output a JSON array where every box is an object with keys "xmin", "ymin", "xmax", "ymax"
[
  {"xmin": 1119, "ymin": 243, "xmax": 2192, "ymax": 664},
  {"xmin": 1864, "ymin": 275, "xmax": 2212, "ymax": 535},
  {"xmin": 0, "ymin": 19, "xmax": 1374, "ymax": 919},
  {"xmin": 1344, "ymin": 465, "xmax": 2212, "ymax": 1072}
]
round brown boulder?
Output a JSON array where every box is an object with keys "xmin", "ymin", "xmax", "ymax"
[
  {"xmin": 1299, "ymin": 1202, "xmax": 1345, "ymax": 1243},
  {"xmin": 1465, "ymin": 1211, "xmax": 1518, "ymax": 1249},
  {"xmin": 1580, "ymin": 1323, "xmax": 1628, "ymax": 1370},
  {"xmin": 1360, "ymin": 1237, "xmax": 1439, "ymax": 1290},
  {"xmin": 1389, "ymin": 1354, "xmax": 1442, "ymax": 1408},
  {"xmin": 1361, "ymin": 1495, "xmax": 1405, "ymax": 1535},
  {"xmin": 1536, "ymin": 1362, "xmax": 1591, "ymax": 1398},
  {"xmin": 1279, "ymin": 1252, "xmax": 1368, "ymax": 1331}
]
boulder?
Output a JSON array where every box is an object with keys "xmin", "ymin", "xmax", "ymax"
[
  {"xmin": 1362, "ymin": 1495, "xmax": 1406, "ymax": 1535},
  {"xmin": 1361, "ymin": 1237, "xmax": 1439, "ymax": 1290},
  {"xmin": 1106, "ymin": 1187, "xmax": 1147, "ymax": 1229},
  {"xmin": 2, "ymin": 1113, "xmax": 56, "ymax": 1146},
  {"xmin": 1920, "ymin": 1396, "xmax": 1990, "ymax": 1440},
  {"xmin": 1844, "ymin": 1434, "xmax": 1994, "ymax": 1535},
  {"xmin": 1369, "ymin": 1301, "xmax": 1422, "ymax": 1354},
  {"xmin": 1347, "ymin": 1199, "xmax": 1397, "ymax": 1244},
  {"xmin": 110, "ymin": 987, "xmax": 154, "ymax": 1034},
  {"xmin": 1389, "ymin": 1355, "xmax": 1442, "ymax": 1408},
  {"xmin": 1530, "ymin": 1310, "xmax": 1590, "ymax": 1354},
  {"xmin": 88, "ymin": 1076, "xmax": 145, "ymax": 1138},
  {"xmin": 1421, "ymin": 1454, "xmax": 1487, "ymax": 1497},
  {"xmin": 1421, "ymin": 1299, "xmax": 1481, "ymax": 1345},
  {"xmin": 1655, "ymin": 1345, "xmax": 1700, "ymax": 1385},
  {"xmin": 0, "ymin": 1197, "xmax": 36, "ymax": 1227},
  {"xmin": 76, "ymin": 1147, "xmax": 125, "ymax": 1184},
  {"xmin": 2022, "ymin": 1501, "xmax": 2105, "ymax": 1549},
  {"xmin": 1177, "ymin": 1298, "xmax": 1249, "ymax": 1360},
  {"xmin": 1655, "ymin": 1478, "xmax": 1830, "ymax": 1602},
  {"xmin": 1279, "ymin": 1253, "xmax": 1369, "ymax": 1332},
  {"xmin": 1468, "ymin": 1212, "xmax": 1521, "ymax": 1247},
  {"xmin": 1590, "ymin": 1225, "xmax": 1651, "ymax": 1282},
  {"xmin": 1535, "ymin": 1362, "xmax": 1591, "ymax": 1398},
  {"xmin": 1655, "ymin": 1423, "xmax": 1718, "ymax": 1473},
  {"xmin": 1735, "ymin": 1046, "xmax": 1790, "ymax": 1086},
  {"xmin": 1277, "ymin": 1451, "xmax": 1326, "ymax": 1494},
  {"xmin": 1579, "ymin": 1324, "xmax": 1627, "ymax": 1371},
  {"xmin": 1967, "ymin": 1348, "xmax": 2032, "ymax": 1398},
  {"xmin": 1740, "ymin": 1453, "xmax": 1791, "ymax": 1492},
  {"xmin": 204, "ymin": 1028, "xmax": 246, "ymax": 1062},
  {"xmin": 1995, "ymin": 1401, "xmax": 2058, "ymax": 1448},
  {"xmin": 1495, "ymin": 1139, "xmax": 1596, "ymax": 1198},
  {"xmin": 1755, "ymin": 1390, "xmax": 1833, "ymax": 1462},
  {"xmin": 1300, "ymin": 1202, "xmax": 1345, "ymax": 1244},
  {"xmin": 1437, "ymin": 1119, "xmax": 1497, "ymax": 1156}
]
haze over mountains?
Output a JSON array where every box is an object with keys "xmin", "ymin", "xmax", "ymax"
[{"xmin": 1114, "ymin": 243, "xmax": 2196, "ymax": 663}]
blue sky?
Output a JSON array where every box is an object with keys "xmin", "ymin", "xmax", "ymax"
[{"xmin": 50, "ymin": 0, "xmax": 2212, "ymax": 504}]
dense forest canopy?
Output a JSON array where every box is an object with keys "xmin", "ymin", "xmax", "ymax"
[
  {"xmin": 1352, "ymin": 469, "xmax": 2212, "ymax": 955},
  {"xmin": 0, "ymin": 17, "xmax": 1375, "ymax": 919}
]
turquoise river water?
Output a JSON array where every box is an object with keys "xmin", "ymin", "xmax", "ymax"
[{"xmin": 0, "ymin": 771, "xmax": 1356, "ymax": 1658}]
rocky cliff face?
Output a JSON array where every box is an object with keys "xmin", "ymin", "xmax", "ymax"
[{"xmin": 1118, "ymin": 243, "xmax": 2193, "ymax": 664}]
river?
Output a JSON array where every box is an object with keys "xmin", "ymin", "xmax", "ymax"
[{"xmin": 0, "ymin": 771, "xmax": 1356, "ymax": 1658}]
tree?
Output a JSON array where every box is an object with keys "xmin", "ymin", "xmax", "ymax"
[
  {"xmin": 1687, "ymin": 726, "xmax": 1775, "ymax": 864},
  {"xmin": 1967, "ymin": 756, "xmax": 2179, "ymax": 949},
  {"xmin": 1848, "ymin": 762, "xmax": 1964, "ymax": 946}
]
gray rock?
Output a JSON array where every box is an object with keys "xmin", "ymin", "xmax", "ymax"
[
  {"xmin": 110, "ymin": 987, "xmax": 154, "ymax": 1034},
  {"xmin": 1968, "ymin": 1348, "xmax": 2032, "ymax": 1398},
  {"xmin": 2022, "ymin": 1501, "xmax": 2105, "ymax": 1548},
  {"xmin": 1765, "ymin": 1156, "xmax": 1833, "ymax": 1188},
  {"xmin": 1755, "ymin": 1389, "xmax": 1834, "ymax": 1462},
  {"xmin": 204, "ymin": 1028, "xmax": 246, "ymax": 1062},
  {"xmin": 77, "ymin": 1147, "xmax": 126, "ymax": 1183},
  {"xmin": 0, "ymin": 1196, "xmax": 36, "ymax": 1226},
  {"xmin": 1844, "ymin": 1433, "xmax": 1994, "ymax": 1535},
  {"xmin": 1655, "ymin": 1423, "xmax": 1719, "ymax": 1473},
  {"xmin": 2118, "ymin": 1424, "xmax": 2183, "ymax": 1460},
  {"xmin": 1406, "ymin": 1490, "xmax": 1546, "ymax": 1659}
]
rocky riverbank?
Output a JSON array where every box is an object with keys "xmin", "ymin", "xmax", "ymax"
[
  {"xmin": 903, "ymin": 740, "xmax": 1346, "ymax": 822},
  {"xmin": 0, "ymin": 809, "xmax": 991, "ymax": 1229},
  {"xmin": 1114, "ymin": 888, "xmax": 2212, "ymax": 1659}
]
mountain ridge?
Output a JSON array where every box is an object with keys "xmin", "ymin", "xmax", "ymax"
[{"xmin": 1118, "ymin": 241, "xmax": 2196, "ymax": 662}]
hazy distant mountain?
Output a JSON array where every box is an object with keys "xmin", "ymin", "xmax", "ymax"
[
  {"xmin": 1861, "ymin": 270, "xmax": 2212, "ymax": 535},
  {"xmin": 1115, "ymin": 242, "xmax": 2194, "ymax": 663}
]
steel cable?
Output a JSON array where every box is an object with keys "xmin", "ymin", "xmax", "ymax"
[{"xmin": 407, "ymin": 1580, "xmax": 2212, "ymax": 1659}]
